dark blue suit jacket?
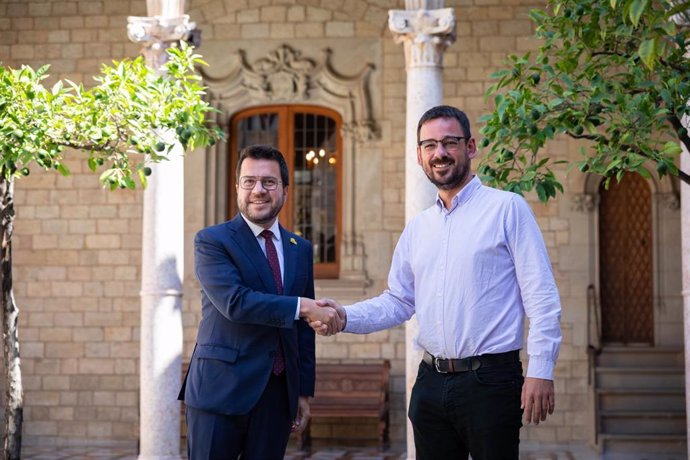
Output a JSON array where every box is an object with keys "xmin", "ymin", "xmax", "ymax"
[{"xmin": 179, "ymin": 214, "xmax": 316, "ymax": 421}]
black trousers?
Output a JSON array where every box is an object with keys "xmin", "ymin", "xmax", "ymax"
[
  {"xmin": 408, "ymin": 359, "xmax": 524, "ymax": 460},
  {"xmin": 186, "ymin": 373, "xmax": 292, "ymax": 460}
]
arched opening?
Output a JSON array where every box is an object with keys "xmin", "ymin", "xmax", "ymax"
[{"xmin": 229, "ymin": 105, "xmax": 342, "ymax": 279}]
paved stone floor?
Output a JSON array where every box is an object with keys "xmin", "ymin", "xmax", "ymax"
[
  {"xmin": 22, "ymin": 442, "xmax": 601, "ymax": 460},
  {"xmin": 22, "ymin": 445, "xmax": 406, "ymax": 460}
]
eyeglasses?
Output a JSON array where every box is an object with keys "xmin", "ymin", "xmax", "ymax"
[
  {"xmin": 418, "ymin": 136, "xmax": 468, "ymax": 153},
  {"xmin": 238, "ymin": 176, "xmax": 282, "ymax": 191}
]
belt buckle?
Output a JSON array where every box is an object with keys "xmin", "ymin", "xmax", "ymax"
[{"xmin": 434, "ymin": 357, "xmax": 448, "ymax": 374}]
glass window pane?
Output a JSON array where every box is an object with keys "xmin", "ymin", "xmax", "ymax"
[
  {"xmin": 293, "ymin": 112, "xmax": 337, "ymax": 264},
  {"xmin": 236, "ymin": 113, "xmax": 279, "ymax": 149}
]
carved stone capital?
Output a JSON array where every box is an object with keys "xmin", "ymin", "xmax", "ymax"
[
  {"xmin": 342, "ymin": 121, "xmax": 380, "ymax": 143},
  {"xmin": 572, "ymin": 193, "xmax": 596, "ymax": 212},
  {"xmin": 388, "ymin": 7, "xmax": 456, "ymax": 68},
  {"xmin": 127, "ymin": 15, "xmax": 196, "ymax": 70}
]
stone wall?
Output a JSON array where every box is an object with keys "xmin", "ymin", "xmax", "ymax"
[{"xmin": 0, "ymin": 0, "xmax": 683, "ymax": 450}]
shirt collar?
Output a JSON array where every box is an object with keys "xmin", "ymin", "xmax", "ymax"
[
  {"xmin": 240, "ymin": 214, "xmax": 282, "ymax": 242},
  {"xmin": 434, "ymin": 175, "xmax": 482, "ymax": 212}
]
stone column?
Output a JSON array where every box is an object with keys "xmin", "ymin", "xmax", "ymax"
[
  {"xmin": 677, "ymin": 110, "xmax": 689, "ymax": 452},
  {"xmin": 673, "ymin": 10, "xmax": 690, "ymax": 450},
  {"xmin": 127, "ymin": 4, "xmax": 195, "ymax": 459},
  {"xmin": 388, "ymin": 2, "xmax": 455, "ymax": 458}
]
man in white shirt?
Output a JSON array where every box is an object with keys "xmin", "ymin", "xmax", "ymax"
[{"xmin": 313, "ymin": 105, "xmax": 561, "ymax": 460}]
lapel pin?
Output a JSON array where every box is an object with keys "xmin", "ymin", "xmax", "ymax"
[{"xmin": 289, "ymin": 237, "xmax": 297, "ymax": 245}]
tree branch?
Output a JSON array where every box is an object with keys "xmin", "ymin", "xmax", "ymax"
[
  {"xmin": 566, "ymin": 126, "xmax": 690, "ymax": 186},
  {"xmin": 666, "ymin": 114, "xmax": 690, "ymax": 152},
  {"xmin": 679, "ymin": 168, "xmax": 690, "ymax": 185}
]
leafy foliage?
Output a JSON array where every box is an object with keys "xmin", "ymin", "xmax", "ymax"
[
  {"xmin": 0, "ymin": 43, "xmax": 222, "ymax": 190},
  {"xmin": 480, "ymin": 0, "xmax": 690, "ymax": 202}
]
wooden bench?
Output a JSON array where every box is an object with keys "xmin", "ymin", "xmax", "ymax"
[{"xmin": 301, "ymin": 360, "xmax": 391, "ymax": 451}]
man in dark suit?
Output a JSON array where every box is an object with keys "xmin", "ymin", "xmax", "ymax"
[{"xmin": 180, "ymin": 144, "xmax": 342, "ymax": 460}]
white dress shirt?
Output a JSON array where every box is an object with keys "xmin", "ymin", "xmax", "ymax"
[
  {"xmin": 240, "ymin": 214, "xmax": 300, "ymax": 320},
  {"xmin": 343, "ymin": 176, "xmax": 562, "ymax": 380}
]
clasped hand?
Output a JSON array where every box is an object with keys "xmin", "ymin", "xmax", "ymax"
[{"xmin": 300, "ymin": 298, "xmax": 345, "ymax": 336}]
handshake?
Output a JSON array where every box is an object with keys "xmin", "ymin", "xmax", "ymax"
[{"xmin": 299, "ymin": 298, "xmax": 346, "ymax": 336}]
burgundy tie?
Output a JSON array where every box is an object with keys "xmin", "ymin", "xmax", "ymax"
[{"xmin": 261, "ymin": 230, "xmax": 285, "ymax": 375}]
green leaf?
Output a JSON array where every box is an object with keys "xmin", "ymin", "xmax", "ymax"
[
  {"xmin": 536, "ymin": 182, "xmax": 547, "ymax": 202},
  {"xmin": 489, "ymin": 69, "xmax": 512, "ymax": 79},
  {"xmin": 660, "ymin": 141, "xmax": 682, "ymax": 155},
  {"xmin": 638, "ymin": 38, "xmax": 658, "ymax": 70},
  {"xmin": 124, "ymin": 176, "xmax": 136, "ymax": 190},
  {"xmin": 548, "ymin": 98, "xmax": 565, "ymax": 110},
  {"xmin": 36, "ymin": 64, "xmax": 50, "ymax": 78},
  {"xmin": 637, "ymin": 167, "xmax": 652, "ymax": 179},
  {"xmin": 56, "ymin": 163, "xmax": 70, "ymax": 176},
  {"xmin": 629, "ymin": 0, "xmax": 649, "ymax": 27},
  {"xmin": 137, "ymin": 168, "xmax": 148, "ymax": 188},
  {"xmin": 51, "ymin": 80, "xmax": 63, "ymax": 95}
]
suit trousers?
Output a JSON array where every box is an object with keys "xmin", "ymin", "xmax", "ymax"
[
  {"xmin": 408, "ymin": 359, "xmax": 524, "ymax": 460},
  {"xmin": 186, "ymin": 373, "xmax": 292, "ymax": 460}
]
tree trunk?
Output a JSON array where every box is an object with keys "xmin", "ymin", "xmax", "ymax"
[{"xmin": 1, "ymin": 174, "xmax": 22, "ymax": 460}]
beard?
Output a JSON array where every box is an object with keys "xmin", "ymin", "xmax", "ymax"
[
  {"xmin": 423, "ymin": 157, "xmax": 470, "ymax": 191},
  {"xmin": 238, "ymin": 193, "xmax": 284, "ymax": 226}
]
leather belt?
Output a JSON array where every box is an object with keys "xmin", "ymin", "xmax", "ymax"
[{"xmin": 422, "ymin": 350, "xmax": 519, "ymax": 374}]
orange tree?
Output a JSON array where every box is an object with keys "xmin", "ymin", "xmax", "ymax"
[
  {"xmin": 0, "ymin": 44, "xmax": 222, "ymax": 460},
  {"xmin": 480, "ymin": 0, "xmax": 690, "ymax": 201}
]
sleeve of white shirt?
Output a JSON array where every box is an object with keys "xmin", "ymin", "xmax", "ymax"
[
  {"xmin": 344, "ymin": 225, "xmax": 416, "ymax": 333},
  {"xmin": 506, "ymin": 195, "xmax": 562, "ymax": 380}
]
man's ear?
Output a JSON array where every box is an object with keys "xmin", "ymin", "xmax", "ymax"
[
  {"xmin": 416, "ymin": 146, "xmax": 422, "ymax": 166},
  {"xmin": 466, "ymin": 138, "xmax": 478, "ymax": 160}
]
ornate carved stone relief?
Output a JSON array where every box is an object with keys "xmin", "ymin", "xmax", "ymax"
[
  {"xmin": 200, "ymin": 44, "xmax": 379, "ymax": 141},
  {"xmin": 572, "ymin": 193, "xmax": 597, "ymax": 212},
  {"xmin": 658, "ymin": 192, "xmax": 681, "ymax": 210}
]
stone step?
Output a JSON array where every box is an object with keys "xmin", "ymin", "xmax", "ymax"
[
  {"xmin": 597, "ymin": 388, "xmax": 686, "ymax": 412},
  {"xmin": 600, "ymin": 433, "xmax": 687, "ymax": 457},
  {"xmin": 595, "ymin": 367, "xmax": 684, "ymax": 389},
  {"xmin": 596, "ymin": 347, "xmax": 684, "ymax": 367},
  {"xmin": 600, "ymin": 410, "xmax": 686, "ymax": 435}
]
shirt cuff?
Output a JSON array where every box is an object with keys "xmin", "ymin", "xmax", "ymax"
[
  {"xmin": 294, "ymin": 298, "xmax": 301, "ymax": 320},
  {"xmin": 342, "ymin": 305, "xmax": 353, "ymax": 332},
  {"xmin": 526, "ymin": 357, "xmax": 555, "ymax": 380}
]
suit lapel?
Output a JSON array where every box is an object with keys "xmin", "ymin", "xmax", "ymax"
[
  {"xmin": 227, "ymin": 215, "xmax": 277, "ymax": 294},
  {"xmin": 280, "ymin": 226, "xmax": 298, "ymax": 295}
]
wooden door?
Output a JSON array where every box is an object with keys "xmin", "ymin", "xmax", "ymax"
[{"xmin": 598, "ymin": 174, "xmax": 653, "ymax": 344}]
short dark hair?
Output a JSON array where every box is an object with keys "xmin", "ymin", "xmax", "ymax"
[
  {"xmin": 235, "ymin": 144, "xmax": 289, "ymax": 187},
  {"xmin": 416, "ymin": 105, "xmax": 472, "ymax": 142}
]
